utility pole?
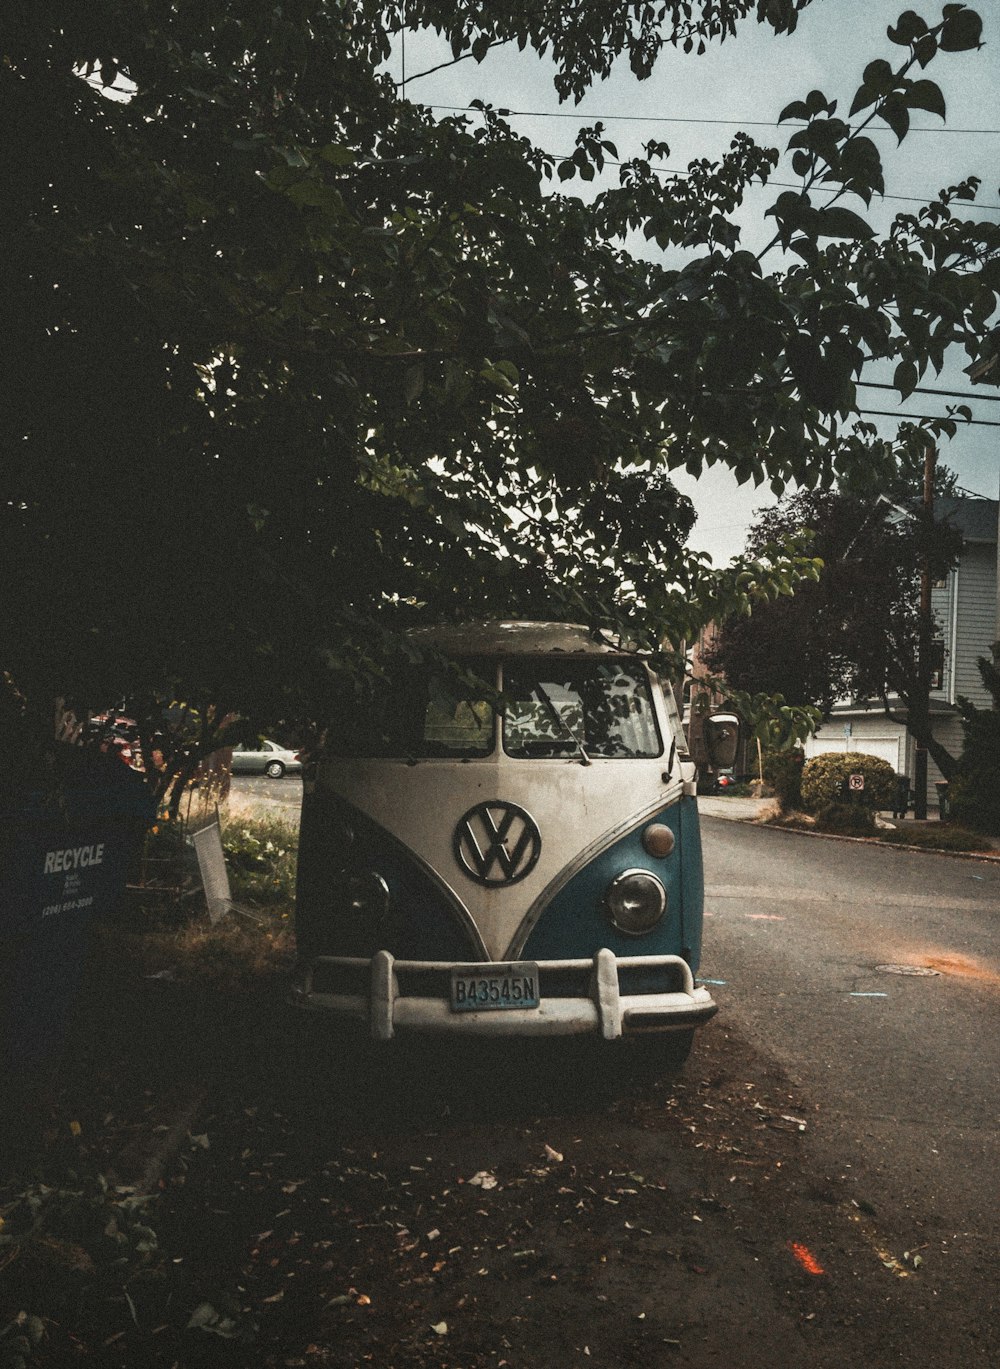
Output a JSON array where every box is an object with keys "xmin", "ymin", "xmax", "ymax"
[{"xmin": 913, "ymin": 440, "xmax": 935, "ymax": 821}]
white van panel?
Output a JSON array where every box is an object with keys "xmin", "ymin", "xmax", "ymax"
[{"xmin": 319, "ymin": 755, "xmax": 677, "ymax": 961}]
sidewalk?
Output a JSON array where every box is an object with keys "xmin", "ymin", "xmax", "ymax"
[{"xmin": 697, "ymin": 795, "xmax": 774, "ymax": 821}]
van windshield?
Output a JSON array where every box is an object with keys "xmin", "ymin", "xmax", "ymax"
[
  {"xmin": 503, "ymin": 660, "xmax": 662, "ymax": 759},
  {"xmin": 325, "ymin": 661, "xmax": 496, "ymax": 759}
]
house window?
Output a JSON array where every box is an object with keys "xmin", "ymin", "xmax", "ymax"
[{"xmin": 929, "ymin": 639, "xmax": 945, "ymax": 691}]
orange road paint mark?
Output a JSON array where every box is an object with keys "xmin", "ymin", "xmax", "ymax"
[
  {"xmin": 787, "ymin": 1241, "xmax": 825, "ymax": 1276},
  {"xmin": 891, "ymin": 949, "xmax": 1000, "ymax": 988},
  {"xmin": 746, "ymin": 914, "xmax": 785, "ymax": 921},
  {"xmin": 923, "ymin": 953, "xmax": 1000, "ymax": 986}
]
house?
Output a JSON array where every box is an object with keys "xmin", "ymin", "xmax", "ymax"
[{"xmin": 803, "ymin": 495, "xmax": 999, "ymax": 805}]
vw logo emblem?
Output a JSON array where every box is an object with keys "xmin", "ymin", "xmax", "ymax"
[{"xmin": 454, "ymin": 801, "xmax": 542, "ymax": 887}]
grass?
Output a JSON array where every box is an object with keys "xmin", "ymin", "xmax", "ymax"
[
  {"xmin": 877, "ymin": 824, "xmax": 994, "ymax": 853},
  {"xmin": 160, "ymin": 915, "xmax": 295, "ymax": 992}
]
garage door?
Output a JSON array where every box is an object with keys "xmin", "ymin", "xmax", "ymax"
[{"xmin": 804, "ymin": 736, "xmax": 901, "ymax": 770}]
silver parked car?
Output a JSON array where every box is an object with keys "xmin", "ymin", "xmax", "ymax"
[{"xmin": 230, "ymin": 740, "xmax": 303, "ymax": 779}]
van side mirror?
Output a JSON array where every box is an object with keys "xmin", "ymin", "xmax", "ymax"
[{"xmin": 703, "ymin": 711, "xmax": 741, "ymax": 771}]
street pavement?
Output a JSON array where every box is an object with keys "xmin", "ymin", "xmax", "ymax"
[{"xmin": 697, "ymin": 814, "xmax": 1000, "ymax": 1364}]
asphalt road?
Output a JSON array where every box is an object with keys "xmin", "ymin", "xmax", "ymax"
[
  {"xmin": 228, "ymin": 772, "xmax": 304, "ymax": 817},
  {"xmin": 698, "ymin": 814, "xmax": 1000, "ymax": 1361},
  {"xmin": 216, "ymin": 779, "xmax": 1000, "ymax": 1361}
]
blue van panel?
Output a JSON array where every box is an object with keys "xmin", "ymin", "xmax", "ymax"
[
  {"xmin": 676, "ymin": 793, "xmax": 705, "ymax": 970},
  {"xmin": 521, "ymin": 802, "xmax": 700, "ymax": 966}
]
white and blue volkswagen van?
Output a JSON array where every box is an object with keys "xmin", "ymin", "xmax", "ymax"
[{"xmin": 294, "ymin": 622, "xmax": 717, "ymax": 1060}]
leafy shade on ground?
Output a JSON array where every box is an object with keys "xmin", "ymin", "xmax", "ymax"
[{"xmin": 1, "ymin": 911, "xmax": 979, "ymax": 1368}]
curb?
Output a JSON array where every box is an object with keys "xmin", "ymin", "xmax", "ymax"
[{"xmin": 705, "ymin": 808, "xmax": 1000, "ymax": 863}]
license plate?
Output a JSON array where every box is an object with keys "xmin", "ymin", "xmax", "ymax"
[{"xmin": 450, "ymin": 963, "xmax": 540, "ymax": 1013}]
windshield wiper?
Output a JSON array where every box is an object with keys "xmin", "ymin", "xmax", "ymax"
[{"xmin": 535, "ymin": 683, "xmax": 591, "ymax": 766}]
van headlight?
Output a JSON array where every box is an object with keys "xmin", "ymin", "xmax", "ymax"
[
  {"xmin": 333, "ymin": 871, "xmax": 389, "ymax": 920},
  {"xmin": 605, "ymin": 869, "xmax": 667, "ymax": 936}
]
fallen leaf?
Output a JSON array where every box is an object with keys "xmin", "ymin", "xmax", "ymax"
[
  {"xmin": 431, "ymin": 1321, "xmax": 448, "ymax": 1335},
  {"xmin": 544, "ymin": 1145, "xmax": 563, "ymax": 1163},
  {"xmin": 186, "ymin": 1303, "xmax": 240, "ymax": 1338}
]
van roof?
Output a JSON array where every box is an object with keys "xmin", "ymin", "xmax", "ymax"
[{"xmin": 405, "ymin": 621, "xmax": 635, "ymax": 657}]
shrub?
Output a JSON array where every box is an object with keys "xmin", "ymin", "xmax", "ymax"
[
  {"xmin": 764, "ymin": 748, "xmax": 805, "ymax": 812},
  {"xmin": 222, "ymin": 813, "xmax": 298, "ymax": 906},
  {"xmin": 948, "ymin": 778, "xmax": 1000, "ymax": 836},
  {"xmin": 814, "ymin": 802, "xmax": 877, "ymax": 835},
  {"xmin": 800, "ymin": 752, "xmax": 897, "ymax": 813}
]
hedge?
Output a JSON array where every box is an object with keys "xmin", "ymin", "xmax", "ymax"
[{"xmin": 800, "ymin": 752, "xmax": 897, "ymax": 813}]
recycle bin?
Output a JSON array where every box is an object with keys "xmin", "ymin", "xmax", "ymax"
[
  {"xmin": 1, "ymin": 749, "xmax": 156, "ymax": 1080},
  {"xmin": 934, "ymin": 780, "xmax": 950, "ymax": 823}
]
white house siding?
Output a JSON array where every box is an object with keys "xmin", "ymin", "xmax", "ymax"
[
  {"xmin": 951, "ymin": 541, "xmax": 996, "ymax": 708},
  {"xmin": 926, "ymin": 715, "xmax": 965, "ymax": 797}
]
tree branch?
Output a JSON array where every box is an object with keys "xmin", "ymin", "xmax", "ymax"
[{"xmin": 396, "ymin": 38, "xmax": 514, "ymax": 87}]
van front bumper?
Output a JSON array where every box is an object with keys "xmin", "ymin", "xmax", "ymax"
[{"xmin": 293, "ymin": 948, "xmax": 717, "ymax": 1041}]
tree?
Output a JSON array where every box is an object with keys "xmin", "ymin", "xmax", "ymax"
[
  {"xmin": 703, "ymin": 445, "xmax": 965, "ymax": 776},
  {"xmin": 950, "ymin": 649, "xmax": 1000, "ymax": 834},
  {"xmin": 2, "ymin": 2, "xmax": 997, "ymax": 788}
]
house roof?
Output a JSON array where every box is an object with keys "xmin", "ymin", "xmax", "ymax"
[{"xmin": 936, "ymin": 497, "xmax": 998, "ymax": 545}]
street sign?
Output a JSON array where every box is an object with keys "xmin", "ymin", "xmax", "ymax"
[{"xmin": 849, "ymin": 773, "xmax": 865, "ymax": 791}]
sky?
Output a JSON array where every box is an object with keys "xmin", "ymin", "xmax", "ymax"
[{"xmin": 393, "ymin": 1, "xmax": 1000, "ymax": 564}]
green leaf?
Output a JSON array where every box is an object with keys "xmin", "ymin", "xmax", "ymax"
[
  {"xmin": 778, "ymin": 99, "xmax": 809, "ymax": 123},
  {"xmin": 879, "ymin": 95, "xmax": 910, "ymax": 143},
  {"xmin": 813, "ymin": 206, "xmax": 876, "ymax": 239},
  {"xmin": 913, "ymin": 33, "xmax": 938, "ymax": 67},
  {"xmin": 905, "ymin": 79, "xmax": 945, "ymax": 118},
  {"xmin": 804, "ymin": 89, "xmax": 834, "ymax": 116},
  {"xmin": 887, "ymin": 10, "xmax": 929, "ymax": 45},
  {"xmin": 894, "ymin": 358, "xmax": 918, "ymax": 398},
  {"xmin": 557, "ymin": 160, "xmax": 575, "ymax": 181},
  {"xmin": 939, "ymin": 8, "xmax": 983, "ymax": 51},
  {"xmin": 849, "ymin": 83, "xmax": 879, "ymax": 117},
  {"xmin": 319, "ymin": 143, "xmax": 357, "ymax": 167},
  {"xmin": 862, "ymin": 59, "xmax": 894, "ymax": 92},
  {"xmin": 791, "ymin": 149, "xmax": 812, "ymax": 177}
]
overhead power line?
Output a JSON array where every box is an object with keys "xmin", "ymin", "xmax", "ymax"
[
  {"xmin": 430, "ymin": 105, "xmax": 1000, "ymax": 136},
  {"xmin": 854, "ymin": 402, "xmax": 997, "ymax": 424},
  {"xmin": 858, "ymin": 380, "xmax": 1000, "ymax": 403},
  {"xmin": 432, "ymin": 106, "xmax": 1000, "ymax": 210},
  {"xmin": 557, "ymin": 154, "xmax": 1000, "ymax": 211}
]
